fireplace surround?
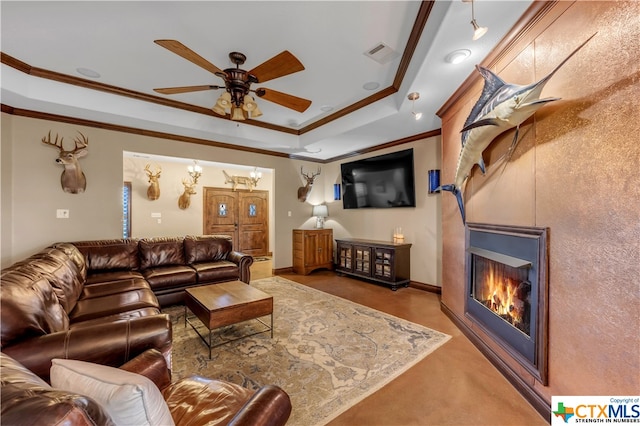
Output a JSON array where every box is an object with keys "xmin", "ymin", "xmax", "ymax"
[{"xmin": 465, "ymin": 223, "xmax": 549, "ymax": 385}]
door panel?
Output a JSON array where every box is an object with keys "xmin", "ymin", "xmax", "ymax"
[
  {"xmin": 238, "ymin": 191, "xmax": 268, "ymax": 255},
  {"xmin": 203, "ymin": 187, "xmax": 268, "ymax": 256}
]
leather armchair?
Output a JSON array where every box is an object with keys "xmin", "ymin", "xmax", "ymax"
[
  {"xmin": 1, "ymin": 349, "xmax": 292, "ymax": 426},
  {"xmin": 121, "ymin": 349, "xmax": 292, "ymax": 426}
]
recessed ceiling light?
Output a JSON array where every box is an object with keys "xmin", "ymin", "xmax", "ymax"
[
  {"xmin": 444, "ymin": 49, "xmax": 471, "ymax": 64},
  {"xmin": 363, "ymin": 82, "xmax": 380, "ymax": 91},
  {"xmin": 320, "ymin": 105, "xmax": 334, "ymax": 112},
  {"xmin": 76, "ymin": 67, "xmax": 101, "ymax": 78}
]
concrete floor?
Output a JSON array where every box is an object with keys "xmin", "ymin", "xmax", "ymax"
[{"xmin": 251, "ymin": 262, "xmax": 547, "ymax": 426}]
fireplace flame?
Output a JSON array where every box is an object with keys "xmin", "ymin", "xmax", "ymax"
[{"xmin": 480, "ymin": 261, "xmax": 529, "ymax": 328}]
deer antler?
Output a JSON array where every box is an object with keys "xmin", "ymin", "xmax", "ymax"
[
  {"xmin": 72, "ymin": 132, "xmax": 89, "ymax": 151},
  {"xmin": 301, "ymin": 166, "xmax": 321, "ymax": 179},
  {"xmin": 42, "ymin": 131, "xmax": 64, "ymax": 151}
]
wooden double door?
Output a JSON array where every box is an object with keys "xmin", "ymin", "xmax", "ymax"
[{"xmin": 203, "ymin": 187, "xmax": 269, "ymax": 256}]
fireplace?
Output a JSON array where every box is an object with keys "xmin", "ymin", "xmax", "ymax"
[{"xmin": 465, "ymin": 223, "xmax": 549, "ymax": 384}]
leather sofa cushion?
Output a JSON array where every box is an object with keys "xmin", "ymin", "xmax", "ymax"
[
  {"xmin": 184, "ymin": 235, "xmax": 232, "ymax": 264},
  {"xmin": 143, "ymin": 266, "xmax": 197, "ymax": 291},
  {"xmin": 69, "ymin": 288, "xmax": 160, "ymax": 323},
  {"xmin": 52, "ymin": 243, "xmax": 88, "ymax": 282},
  {"xmin": 85, "ymin": 270, "xmax": 145, "ymax": 284},
  {"xmin": 72, "ymin": 239, "xmax": 140, "ymax": 272},
  {"xmin": 14, "ymin": 248, "xmax": 84, "ymax": 313},
  {"xmin": 69, "ymin": 307, "xmax": 161, "ymax": 329},
  {"xmin": 0, "ymin": 269, "xmax": 69, "ymax": 347},
  {"xmin": 139, "ymin": 237, "xmax": 185, "ymax": 270},
  {"xmin": 0, "ymin": 352, "xmax": 114, "ymax": 426},
  {"xmin": 80, "ymin": 278, "xmax": 150, "ymax": 300},
  {"xmin": 191, "ymin": 261, "xmax": 239, "ymax": 283}
]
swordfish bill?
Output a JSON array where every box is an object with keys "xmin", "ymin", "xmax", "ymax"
[{"xmin": 440, "ymin": 33, "xmax": 596, "ymax": 224}]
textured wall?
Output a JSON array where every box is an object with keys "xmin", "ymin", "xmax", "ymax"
[{"xmin": 440, "ymin": 1, "xmax": 640, "ymax": 401}]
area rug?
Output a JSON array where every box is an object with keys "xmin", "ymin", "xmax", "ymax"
[{"xmin": 164, "ymin": 276, "xmax": 451, "ymax": 426}]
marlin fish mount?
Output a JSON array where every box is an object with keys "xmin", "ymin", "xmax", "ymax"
[{"xmin": 441, "ymin": 34, "xmax": 596, "ymax": 224}]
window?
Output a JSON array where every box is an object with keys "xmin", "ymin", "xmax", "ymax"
[{"xmin": 123, "ymin": 182, "xmax": 131, "ymax": 238}]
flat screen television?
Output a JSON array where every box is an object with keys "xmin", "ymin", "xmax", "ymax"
[{"xmin": 341, "ymin": 148, "xmax": 416, "ymax": 209}]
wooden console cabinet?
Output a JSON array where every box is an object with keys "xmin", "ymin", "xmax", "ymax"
[
  {"xmin": 335, "ymin": 238, "xmax": 411, "ymax": 290},
  {"xmin": 292, "ymin": 229, "xmax": 334, "ymax": 275}
]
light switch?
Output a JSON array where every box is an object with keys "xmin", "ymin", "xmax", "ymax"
[{"xmin": 56, "ymin": 209, "xmax": 69, "ymax": 219}]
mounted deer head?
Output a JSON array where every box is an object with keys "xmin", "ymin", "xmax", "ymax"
[
  {"xmin": 178, "ymin": 179, "xmax": 197, "ymax": 210},
  {"xmin": 298, "ymin": 166, "xmax": 321, "ymax": 202},
  {"xmin": 144, "ymin": 164, "xmax": 162, "ymax": 200},
  {"xmin": 41, "ymin": 131, "xmax": 89, "ymax": 194}
]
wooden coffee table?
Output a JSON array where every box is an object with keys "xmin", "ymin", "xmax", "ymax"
[{"xmin": 184, "ymin": 280, "xmax": 273, "ymax": 358}]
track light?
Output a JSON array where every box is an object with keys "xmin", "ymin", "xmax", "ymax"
[
  {"xmin": 470, "ymin": 0, "xmax": 488, "ymax": 41},
  {"xmin": 408, "ymin": 92, "xmax": 422, "ymax": 120}
]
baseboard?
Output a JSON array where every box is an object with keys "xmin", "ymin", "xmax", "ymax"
[
  {"xmin": 274, "ymin": 267, "xmax": 293, "ymax": 275},
  {"xmin": 440, "ymin": 302, "xmax": 551, "ymax": 422},
  {"xmin": 409, "ymin": 281, "xmax": 441, "ymax": 294}
]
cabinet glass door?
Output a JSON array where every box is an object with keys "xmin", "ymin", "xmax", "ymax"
[
  {"xmin": 338, "ymin": 245, "xmax": 352, "ymax": 270},
  {"xmin": 374, "ymin": 248, "xmax": 393, "ymax": 279},
  {"xmin": 353, "ymin": 246, "xmax": 371, "ymax": 275}
]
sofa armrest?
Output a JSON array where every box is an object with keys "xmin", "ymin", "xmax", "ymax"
[
  {"xmin": 227, "ymin": 251, "xmax": 254, "ymax": 283},
  {"xmin": 2, "ymin": 315, "xmax": 172, "ymax": 381},
  {"xmin": 119, "ymin": 348, "xmax": 172, "ymax": 391},
  {"xmin": 228, "ymin": 384, "xmax": 292, "ymax": 426}
]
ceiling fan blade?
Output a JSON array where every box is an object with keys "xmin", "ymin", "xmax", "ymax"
[
  {"xmin": 256, "ymin": 88, "xmax": 312, "ymax": 113},
  {"xmin": 154, "ymin": 85, "xmax": 221, "ymax": 95},
  {"xmin": 248, "ymin": 51, "xmax": 305, "ymax": 83},
  {"xmin": 154, "ymin": 40, "xmax": 224, "ymax": 76}
]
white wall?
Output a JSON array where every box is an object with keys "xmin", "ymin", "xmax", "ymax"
[{"xmin": 1, "ymin": 112, "xmax": 442, "ymax": 286}]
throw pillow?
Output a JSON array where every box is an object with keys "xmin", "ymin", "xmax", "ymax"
[{"xmin": 50, "ymin": 358, "xmax": 175, "ymax": 426}]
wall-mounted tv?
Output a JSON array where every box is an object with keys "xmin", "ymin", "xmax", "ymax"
[{"xmin": 341, "ymin": 148, "xmax": 416, "ymax": 209}]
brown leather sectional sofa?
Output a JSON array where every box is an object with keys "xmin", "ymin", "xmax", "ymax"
[
  {"xmin": 71, "ymin": 235, "xmax": 254, "ymax": 307},
  {"xmin": 0, "ymin": 235, "xmax": 253, "ymax": 379}
]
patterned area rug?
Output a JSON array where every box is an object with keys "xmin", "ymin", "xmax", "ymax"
[{"xmin": 165, "ymin": 276, "xmax": 451, "ymax": 426}]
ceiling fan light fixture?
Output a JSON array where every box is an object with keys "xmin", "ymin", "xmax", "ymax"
[
  {"xmin": 242, "ymin": 95, "xmax": 258, "ymax": 112},
  {"xmin": 212, "ymin": 104, "xmax": 226, "ymax": 116},
  {"xmin": 216, "ymin": 92, "xmax": 232, "ymax": 109},
  {"xmin": 250, "ymin": 104, "xmax": 263, "ymax": 118},
  {"xmin": 153, "ymin": 43, "xmax": 311, "ymax": 122},
  {"xmin": 232, "ymin": 107, "xmax": 246, "ymax": 121}
]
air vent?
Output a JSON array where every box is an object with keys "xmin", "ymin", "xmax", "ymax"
[{"xmin": 364, "ymin": 42, "xmax": 399, "ymax": 65}]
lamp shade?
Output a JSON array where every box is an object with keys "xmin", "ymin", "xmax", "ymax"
[
  {"xmin": 312, "ymin": 205, "xmax": 328, "ymax": 218},
  {"xmin": 242, "ymin": 96, "xmax": 258, "ymax": 112},
  {"xmin": 231, "ymin": 107, "xmax": 246, "ymax": 121},
  {"xmin": 250, "ymin": 104, "xmax": 263, "ymax": 118},
  {"xmin": 216, "ymin": 92, "xmax": 232, "ymax": 109},
  {"xmin": 471, "ymin": 20, "xmax": 488, "ymax": 40}
]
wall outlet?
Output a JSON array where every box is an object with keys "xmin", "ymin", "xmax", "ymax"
[{"xmin": 56, "ymin": 209, "xmax": 69, "ymax": 219}]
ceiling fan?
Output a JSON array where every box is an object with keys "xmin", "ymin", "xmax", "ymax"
[{"xmin": 153, "ymin": 40, "xmax": 312, "ymax": 121}]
